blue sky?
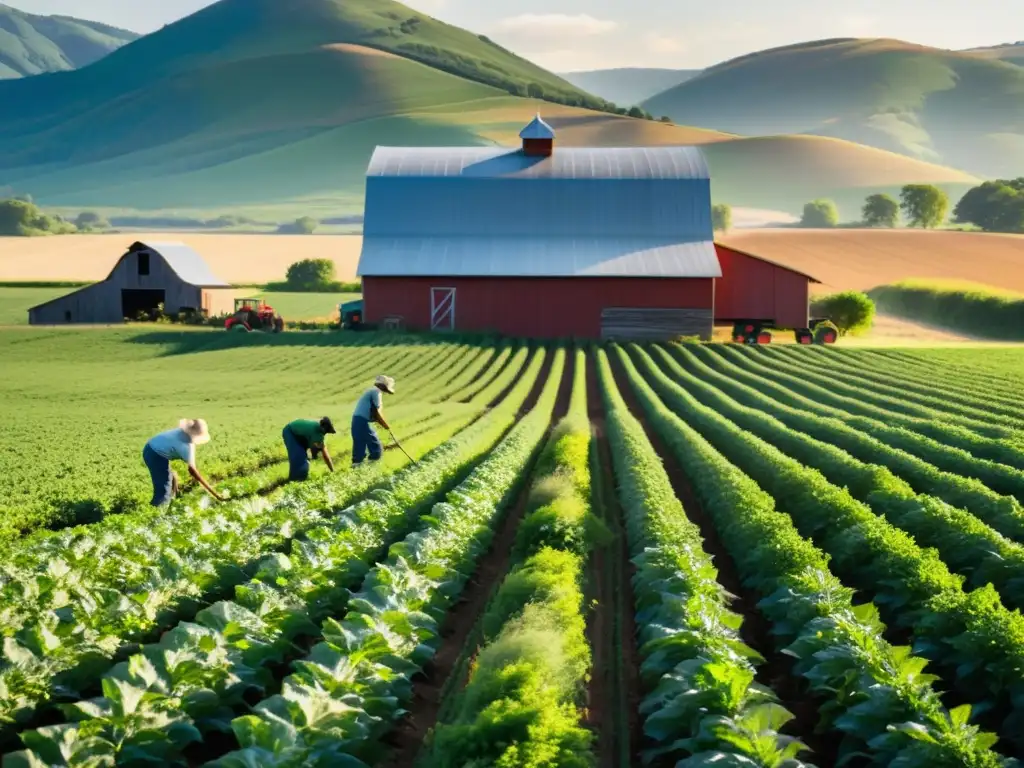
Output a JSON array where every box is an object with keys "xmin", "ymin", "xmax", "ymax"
[{"xmin": 15, "ymin": 0, "xmax": 1019, "ymax": 70}]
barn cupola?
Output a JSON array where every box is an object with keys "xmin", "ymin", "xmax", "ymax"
[{"xmin": 519, "ymin": 113, "xmax": 555, "ymax": 156}]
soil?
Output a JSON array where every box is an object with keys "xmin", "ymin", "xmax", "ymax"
[
  {"xmin": 584, "ymin": 353, "xmax": 643, "ymax": 768},
  {"xmin": 378, "ymin": 348, "xmax": 573, "ymax": 766},
  {"xmin": 606, "ymin": 353, "xmax": 836, "ymax": 767}
]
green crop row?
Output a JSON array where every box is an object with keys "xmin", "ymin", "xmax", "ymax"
[
  {"xmin": 609, "ymin": 346, "xmax": 1014, "ymax": 767},
  {"xmin": 0, "ymin": 347, "xmax": 537, "ymax": 746},
  {"xmin": 713, "ymin": 346, "xmax": 1024, "ymax": 471},
  {"xmin": 763, "ymin": 345, "xmax": 1024, "ymax": 430},
  {"xmin": 0, "ymin": 337, "xmax": 485, "ymax": 542},
  {"xmin": 627, "ymin": 344, "xmax": 1024, "ymax": 752},
  {"xmin": 651, "ymin": 345, "xmax": 1024, "ymax": 611},
  {"xmin": 2, "ymin": 349, "xmax": 554, "ymax": 765},
  {"xmin": 159, "ymin": 341, "xmax": 509, "ymax": 515},
  {"xmin": 704, "ymin": 346, "xmax": 1024, "ymax": 501},
  {"xmin": 426, "ymin": 348, "xmax": 598, "ymax": 767},
  {"xmin": 201, "ymin": 350, "xmax": 565, "ymax": 766},
  {"xmin": 754, "ymin": 345, "xmax": 1019, "ymax": 438},
  {"xmin": 672, "ymin": 345, "xmax": 1024, "ymax": 540},
  {"xmin": 597, "ymin": 351, "xmax": 812, "ymax": 765},
  {"xmin": 797, "ymin": 347, "xmax": 1024, "ymax": 423}
]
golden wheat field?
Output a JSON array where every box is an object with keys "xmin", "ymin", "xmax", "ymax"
[
  {"xmin": 0, "ymin": 234, "xmax": 362, "ymax": 283},
  {"xmin": 719, "ymin": 228, "xmax": 1024, "ymax": 294}
]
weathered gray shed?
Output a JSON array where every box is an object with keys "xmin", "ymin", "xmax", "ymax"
[{"xmin": 28, "ymin": 241, "xmax": 234, "ymax": 325}]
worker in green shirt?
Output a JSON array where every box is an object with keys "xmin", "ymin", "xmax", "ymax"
[{"xmin": 282, "ymin": 417, "xmax": 336, "ymax": 481}]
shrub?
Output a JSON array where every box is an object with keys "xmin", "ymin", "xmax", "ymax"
[
  {"xmin": 712, "ymin": 202, "xmax": 732, "ymax": 232},
  {"xmin": 276, "ymin": 216, "xmax": 318, "ymax": 234},
  {"xmin": 284, "ymin": 258, "xmax": 335, "ymax": 291},
  {"xmin": 811, "ymin": 291, "xmax": 875, "ymax": 335},
  {"xmin": 0, "ymin": 199, "xmax": 77, "ymax": 236},
  {"xmin": 868, "ymin": 281, "xmax": 1024, "ymax": 340},
  {"xmin": 800, "ymin": 198, "xmax": 839, "ymax": 228},
  {"xmin": 74, "ymin": 211, "xmax": 110, "ymax": 231}
]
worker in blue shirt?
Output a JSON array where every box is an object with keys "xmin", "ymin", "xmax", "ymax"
[{"xmin": 351, "ymin": 375, "xmax": 395, "ymax": 465}]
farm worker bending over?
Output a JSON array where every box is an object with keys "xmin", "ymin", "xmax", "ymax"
[
  {"xmin": 142, "ymin": 418, "xmax": 223, "ymax": 506},
  {"xmin": 282, "ymin": 417, "xmax": 337, "ymax": 481},
  {"xmin": 351, "ymin": 375, "xmax": 395, "ymax": 465}
]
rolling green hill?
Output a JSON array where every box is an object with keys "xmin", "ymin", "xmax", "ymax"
[
  {"xmin": 642, "ymin": 37, "xmax": 1024, "ymax": 179},
  {"xmin": 0, "ymin": 3, "xmax": 985, "ymax": 221},
  {"xmin": 0, "ymin": 3, "xmax": 138, "ymax": 78},
  {"xmin": 558, "ymin": 67, "xmax": 699, "ymax": 106}
]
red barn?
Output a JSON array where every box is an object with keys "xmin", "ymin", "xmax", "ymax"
[{"xmin": 357, "ymin": 115, "xmax": 818, "ymax": 339}]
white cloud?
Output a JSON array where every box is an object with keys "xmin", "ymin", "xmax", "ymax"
[{"xmin": 494, "ymin": 13, "xmax": 617, "ymax": 47}]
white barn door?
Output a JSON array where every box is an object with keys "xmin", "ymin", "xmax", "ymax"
[{"xmin": 430, "ymin": 287, "xmax": 455, "ymax": 330}]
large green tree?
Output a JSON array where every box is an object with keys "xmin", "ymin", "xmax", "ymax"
[
  {"xmin": 953, "ymin": 178, "xmax": 1024, "ymax": 233},
  {"xmin": 861, "ymin": 193, "xmax": 899, "ymax": 227},
  {"xmin": 285, "ymin": 258, "xmax": 335, "ymax": 290},
  {"xmin": 899, "ymin": 184, "xmax": 948, "ymax": 228}
]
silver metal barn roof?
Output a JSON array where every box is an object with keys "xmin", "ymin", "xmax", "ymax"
[
  {"xmin": 358, "ymin": 143, "xmax": 718, "ymax": 279},
  {"xmin": 119, "ymin": 241, "xmax": 230, "ymax": 287},
  {"xmin": 365, "ymin": 145, "xmax": 709, "ymax": 179}
]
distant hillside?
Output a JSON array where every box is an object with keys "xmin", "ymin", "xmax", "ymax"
[
  {"xmin": 964, "ymin": 41, "xmax": 1024, "ymax": 66},
  {"xmin": 642, "ymin": 37, "xmax": 1024, "ymax": 179},
  {"xmin": 0, "ymin": 5, "xmax": 980, "ymax": 221},
  {"xmin": 558, "ymin": 67, "xmax": 698, "ymax": 106},
  {"xmin": 0, "ymin": 3, "xmax": 138, "ymax": 78}
]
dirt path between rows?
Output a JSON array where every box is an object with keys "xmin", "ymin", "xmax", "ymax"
[
  {"xmin": 585, "ymin": 352, "xmax": 643, "ymax": 767},
  {"xmin": 607, "ymin": 351, "xmax": 835, "ymax": 767},
  {"xmin": 379, "ymin": 347, "xmax": 573, "ymax": 766}
]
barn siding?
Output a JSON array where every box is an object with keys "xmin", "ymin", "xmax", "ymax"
[
  {"xmin": 714, "ymin": 244, "xmax": 810, "ymax": 328},
  {"xmin": 363, "ymin": 276, "xmax": 714, "ymax": 339},
  {"xmin": 29, "ymin": 283, "xmax": 122, "ymax": 324},
  {"xmin": 29, "ymin": 247, "xmax": 234, "ymax": 324},
  {"xmin": 107, "ymin": 249, "xmax": 201, "ymax": 313}
]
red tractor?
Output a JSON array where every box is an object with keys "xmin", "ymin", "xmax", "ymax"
[{"xmin": 225, "ymin": 297, "xmax": 284, "ymax": 332}]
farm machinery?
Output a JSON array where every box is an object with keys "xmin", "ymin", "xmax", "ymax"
[
  {"xmin": 225, "ymin": 297, "xmax": 285, "ymax": 332},
  {"xmin": 731, "ymin": 317, "xmax": 837, "ymax": 345},
  {"xmin": 340, "ymin": 299, "xmax": 364, "ymax": 330}
]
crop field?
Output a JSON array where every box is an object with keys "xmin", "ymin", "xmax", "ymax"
[
  {"xmin": 3, "ymin": 328, "xmax": 1024, "ymax": 766},
  {"xmin": 720, "ymin": 228, "xmax": 1024, "ymax": 295},
  {"xmin": 0, "ymin": 234, "xmax": 361, "ymax": 283}
]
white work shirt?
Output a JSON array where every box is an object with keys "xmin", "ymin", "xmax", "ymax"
[
  {"xmin": 353, "ymin": 387, "xmax": 382, "ymax": 420},
  {"xmin": 147, "ymin": 428, "xmax": 196, "ymax": 467}
]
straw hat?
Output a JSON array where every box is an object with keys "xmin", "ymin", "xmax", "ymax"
[
  {"xmin": 375, "ymin": 375, "xmax": 395, "ymax": 394},
  {"xmin": 179, "ymin": 418, "xmax": 210, "ymax": 444}
]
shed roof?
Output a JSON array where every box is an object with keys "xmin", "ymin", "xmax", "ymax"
[
  {"xmin": 519, "ymin": 114, "xmax": 555, "ymax": 139},
  {"xmin": 358, "ymin": 237, "xmax": 721, "ymax": 278},
  {"xmin": 714, "ymin": 242, "xmax": 822, "ymax": 283},
  {"xmin": 118, "ymin": 241, "xmax": 230, "ymax": 287},
  {"xmin": 365, "ymin": 146, "xmax": 709, "ymax": 179}
]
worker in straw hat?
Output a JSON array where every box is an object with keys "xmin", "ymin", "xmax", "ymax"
[
  {"xmin": 351, "ymin": 375, "xmax": 395, "ymax": 466},
  {"xmin": 142, "ymin": 418, "xmax": 224, "ymax": 506},
  {"xmin": 282, "ymin": 416, "xmax": 337, "ymax": 481}
]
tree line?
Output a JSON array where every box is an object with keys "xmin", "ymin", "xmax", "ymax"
[
  {"xmin": 712, "ymin": 177, "xmax": 1024, "ymax": 233},
  {"xmin": 0, "ymin": 197, "xmax": 323, "ymax": 236}
]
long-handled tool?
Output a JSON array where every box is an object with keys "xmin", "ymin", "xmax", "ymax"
[{"xmin": 389, "ymin": 430, "xmax": 417, "ymax": 464}]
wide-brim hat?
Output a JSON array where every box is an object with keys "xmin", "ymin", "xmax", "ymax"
[
  {"xmin": 320, "ymin": 417, "xmax": 336, "ymax": 434},
  {"xmin": 180, "ymin": 418, "xmax": 210, "ymax": 444},
  {"xmin": 375, "ymin": 375, "xmax": 395, "ymax": 394}
]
